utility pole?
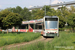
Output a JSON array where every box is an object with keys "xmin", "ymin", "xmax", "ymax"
[
  {"xmin": 50, "ymin": 0, "xmax": 51, "ymax": 6},
  {"xmin": 45, "ymin": 5, "xmax": 46, "ymax": 15},
  {"xmin": 45, "ymin": 0, "xmax": 51, "ymax": 16}
]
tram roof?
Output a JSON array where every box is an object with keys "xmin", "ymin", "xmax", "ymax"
[
  {"xmin": 22, "ymin": 19, "xmax": 43, "ymax": 24},
  {"xmin": 44, "ymin": 16, "xmax": 58, "ymax": 18},
  {"xmin": 22, "ymin": 16, "xmax": 58, "ymax": 24}
]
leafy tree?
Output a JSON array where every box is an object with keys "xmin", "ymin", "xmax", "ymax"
[
  {"xmin": 15, "ymin": 6, "xmax": 22, "ymax": 14},
  {"xmin": 2, "ymin": 12, "xmax": 23, "ymax": 33},
  {"xmin": 56, "ymin": 6, "xmax": 70, "ymax": 28},
  {"xmin": 42, "ymin": 6, "xmax": 52, "ymax": 13},
  {"xmin": 0, "ymin": 12, "xmax": 2, "ymax": 28},
  {"xmin": 7, "ymin": 6, "xmax": 22, "ymax": 14},
  {"xmin": 32, "ymin": 9, "xmax": 44, "ymax": 19},
  {"xmin": 67, "ymin": 13, "xmax": 75, "ymax": 31},
  {"xmin": 0, "ymin": 9, "xmax": 11, "ymax": 29},
  {"xmin": 56, "ymin": 9, "xmax": 65, "ymax": 28},
  {"xmin": 20, "ymin": 7, "xmax": 31, "ymax": 20},
  {"xmin": 6, "ymin": 6, "xmax": 32, "ymax": 21},
  {"xmin": 42, "ymin": 6, "xmax": 56, "ymax": 16},
  {"xmin": 7, "ymin": 8, "xmax": 16, "ymax": 13},
  {"xmin": 69, "ymin": 6, "xmax": 75, "ymax": 13},
  {"xmin": 2, "ymin": 12, "xmax": 23, "ymax": 28},
  {"xmin": 31, "ymin": 9, "xmax": 38, "ymax": 19}
]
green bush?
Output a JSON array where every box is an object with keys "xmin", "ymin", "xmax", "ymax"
[{"xmin": 59, "ymin": 28, "xmax": 65, "ymax": 31}]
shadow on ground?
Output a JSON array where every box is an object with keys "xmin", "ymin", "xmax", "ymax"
[{"xmin": 43, "ymin": 36, "xmax": 54, "ymax": 38}]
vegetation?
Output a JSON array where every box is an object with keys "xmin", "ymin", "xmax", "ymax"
[
  {"xmin": 67, "ymin": 13, "xmax": 75, "ymax": 31},
  {"xmin": 2, "ymin": 12, "xmax": 22, "ymax": 27},
  {"xmin": 0, "ymin": 32, "xmax": 40, "ymax": 47},
  {"xmin": 0, "ymin": 9, "xmax": 23, "ymax": 29},
  {"xmin": 3, "ymin": 31, "xmax": 75, "ymax": 50},
  {"xmin": 7, "ymin": 6, "xmax": 32, "ymax": 21},
  {"xmin": 0, "ymin": 4, "xmax": 75, "ymax": 50},
  {"xmin": 32, "ymin": 9, "xmax": 44, "ymax": 19},
  {"xmin": 0, "ymin": 5, "xmax": 75, "ymax": 30}
]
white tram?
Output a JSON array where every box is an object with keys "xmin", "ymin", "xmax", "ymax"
[{"xmin": 22, "ymin": 16, "xmax": 59, "ymax": 37}]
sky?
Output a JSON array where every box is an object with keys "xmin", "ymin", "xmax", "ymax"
[{"xmin": 0, "ymin": 0, "xmax": 74, "ymax": 9}]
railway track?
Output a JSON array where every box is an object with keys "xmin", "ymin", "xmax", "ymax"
[{"xmin": 0, "ymin": 36, "xmax": 53, "ymax": 50}]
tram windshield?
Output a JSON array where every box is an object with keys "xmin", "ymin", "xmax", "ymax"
[{"xmin": 45, "ymin": 18, "xmax": 58, "ymax": 29}]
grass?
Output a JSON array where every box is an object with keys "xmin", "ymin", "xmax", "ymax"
[
  {"xmin": 3, "ymin": 31, "xmax": 75, "ymax": 50},
  {"xmin": 0, "ymin": 32, "xmax": 40, "ymax": 47}
]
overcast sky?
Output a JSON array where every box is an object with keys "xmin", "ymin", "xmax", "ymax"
[{"xmin": 0, "ymin": 0, "xmax": 74, "ymax": 9}]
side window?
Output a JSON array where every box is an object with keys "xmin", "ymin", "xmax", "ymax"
[{"xmin": 35, "ymin": 23, "xmax": 43, "ymax": 30}]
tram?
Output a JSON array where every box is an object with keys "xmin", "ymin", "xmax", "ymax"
[{"xmin": 21, "ymin": 16, "xmax": 59, "ymax": 37}]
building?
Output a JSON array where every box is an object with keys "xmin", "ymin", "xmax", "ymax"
[{"xmin": 28, "ymin": 1, "xmax": 75, "ymax": 11}]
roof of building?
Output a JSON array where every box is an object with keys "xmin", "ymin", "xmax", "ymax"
[{"xmin": 28, "ymin": 1, "xmax": 75, "ymax": 10}]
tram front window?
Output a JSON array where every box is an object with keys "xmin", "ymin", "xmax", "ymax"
[{"xmin": 45, "ymin": 18, "xmax": 58, "ymax": 29}]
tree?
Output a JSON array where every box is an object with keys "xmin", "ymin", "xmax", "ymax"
[
  {"xmin": 67, "ymin": 13, "xmax": 75, "ymax": 32},
  {"xmin": 7, "ymin": 7, "xmax": 16, "ymax": 13},
  {"xmin": 15, "ymin": 6, "xmax": 22, "ymax": 14},
  {"xmin": 20, "ymin": 7, "xmax": 31, "ymax": 20},
  {"xmin": 32, "ymin": 9, "xmax": 44, "ymax": 19},
  {"xmin": 2, "ymin": 12, "xmax": 23, "ymax": 27},
  {"xmin": 2, "ymin": 12, "xmax": 23, "ymax": 33},
  {"xmin": 56, "ymin": 6, "xmax": 71, "ymax": 28},
  {"xmin": 0, "ymin": 12, "xmax": 2, "ymax": 28},
  {"xmin": 42, "ymin": 6, "xmax": 56, "ymax": 16},
  {"xmin": 69, "ymin": 6, "xmax": 75, "ymax": 13},
  {"xmin": 31, "ymin": 9, "xmax": 38, "ymax": 19},
  {"xmin": 56, "ymin": 9, "xmax": 65, "ymax": 28},
  {"xmin": 6, "ymin": 6, "xmax": 32, "ymax": 21},
  {"xmin": 0, "ymin": 9, "xmax": 11, "ymax": 29},
  {"xmin": 42, "ymin": 6, "xmax": 52, "ymax": 13},
  {"xmin": 7, "ymin": 6, "xmax": 22, "ymax": 14}
]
